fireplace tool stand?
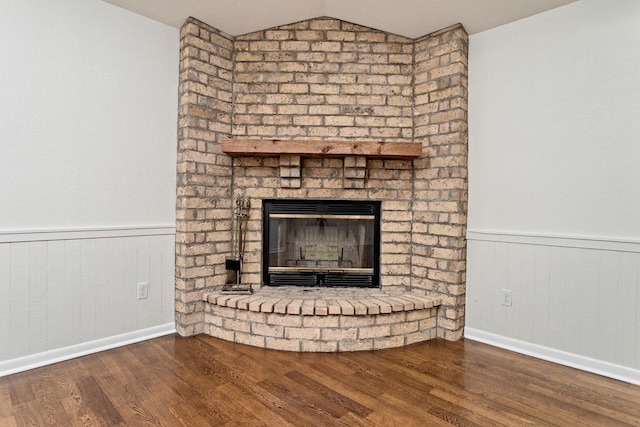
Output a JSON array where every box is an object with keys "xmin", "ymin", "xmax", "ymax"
[{"xmin": 223, "ymin": 197, "xmax": 252, "ymax": 294}]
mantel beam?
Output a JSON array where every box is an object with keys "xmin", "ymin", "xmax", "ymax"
[{"xmin": 220, "ymin": 139, "xmax": 423, "ymax": 159}]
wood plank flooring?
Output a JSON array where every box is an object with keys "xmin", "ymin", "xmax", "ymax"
[{"xmin": 1, "ymin": 335, "xmax": 638, "ymax": 426}]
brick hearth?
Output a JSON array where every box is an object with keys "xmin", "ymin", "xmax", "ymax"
[{"xmin": 203, "ymin": 287, "xmax": 441, "ymax": 351}]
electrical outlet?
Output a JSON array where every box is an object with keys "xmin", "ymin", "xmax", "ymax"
[
  {"xmin": 501, "ymin": 289, "xmax": 512, "ymax": 307},
  {"xmin": 137, "ymin": 282, "xmax": 149, "ymax": 300}
]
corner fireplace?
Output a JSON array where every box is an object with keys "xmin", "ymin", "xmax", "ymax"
[{"xmin": 262, "ymin": 199, "xmax": 381, "ymax": 288}]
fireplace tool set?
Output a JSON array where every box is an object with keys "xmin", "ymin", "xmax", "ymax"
[{"xmin": 222, "ymin": 197, "xmax": 252, "ymax": 294}]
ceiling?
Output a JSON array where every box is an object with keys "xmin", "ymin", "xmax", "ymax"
[{"xmin": 102, "ymin": 0, "xmax": 577, "ymax": 39}]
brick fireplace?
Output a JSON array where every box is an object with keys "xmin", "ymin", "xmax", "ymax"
[{"xmin": 175, "ymin": 16, "xmax": 468, "ymax": 349}]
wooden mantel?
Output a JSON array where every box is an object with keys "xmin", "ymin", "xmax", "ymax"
[{"xmin": 220, "ymin": 138, "xmax": 423, "ymax": 159}]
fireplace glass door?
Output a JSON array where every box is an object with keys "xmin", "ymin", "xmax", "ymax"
[{"xmin": 263, "ymin": 200, "xmax": 380, "ymax": 287}]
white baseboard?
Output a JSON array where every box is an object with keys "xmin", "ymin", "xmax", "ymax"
[
  {"xmin": 464, "ymin": 328, "xmax": 640, "ymax": 386},
  {"xmin": 0, "ymin": 323, "xmax": 176, "ymax": 377}
]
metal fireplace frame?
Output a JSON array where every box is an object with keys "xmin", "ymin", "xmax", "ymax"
[{"xmin": 262, "ymin": 199, "xmax": 381, "ymax": 288}]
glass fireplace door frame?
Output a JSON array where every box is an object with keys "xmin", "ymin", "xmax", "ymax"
[{"xmin": 262, "ymin": 199, "xmax": 381, "ymax": 288}]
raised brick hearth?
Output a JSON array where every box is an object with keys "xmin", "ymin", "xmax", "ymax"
[
  {"xmin": 175, "ymin": 16, "xmax": 469, "ymax": 349},
  {"xmin": 203, "ymin": 287, "xmax": 441, "ymax": 351}
]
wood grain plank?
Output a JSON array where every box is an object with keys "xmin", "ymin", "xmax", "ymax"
[
  {"xmin": 27, "ymin": 242, "xmax": 48, "ymax": 355},
  {"xmin": 62, "ymin": 239, "xmax": 82, "ymax": 347},
  {"xmin": 217, "ymin": 381, "xmax": 294, "ymax": 426},
  {"xmin": 616, "ymin": 251, "xmax": 639, "ymax": 367},
  {"xmin": 597, "ymin": 251, "xmax": 619, "ymax": 361},
  {"xmin": 221, "ymin": 138, "xmax": 423, "ymax": 159},
  {"xmin": 160, "ymin": 234, "xmax": 175, "ymax": 317},
  {"xmin": 9, "ymin": 242, "xmax": 30, "ymax": 359},
  {"xmin": 0, "ymin": 244, "xmax": 12, "ymax": 360},
  {"xmin": 121, "ymin": 237, "xmax": 138, "ymax": 333},
  {"xmin": 518, "ymin": 244, "xmax": 537, "ymax": 342},
  {"xmin": 94, "ymin": 238, "xmax": 111, "ymax": 339},
  {"xmin": 2, "ymin": 335, "xmax": 639, "ymax": 426},
  {"xmin": 75, "ymin": 376, "xmax": 125, "ymax": 426},
  {"xmin": 532, "ymin": 244, "xmax": 551, "ymax": 343},
  {"xmin": 13, "ymin": 401, "xmax": 50, "ymax": 427},
  {"xmin": 135, "ymin": 235, "xmax": 151, "ymax": 328},
  {"xmin": 80, "ymin": 238, "xmax": 97, "ymax": 342},
  {"xmin": 579, "ymin": 248, "xmax": 601, "ymax": 358},
  {"xmin": 107, "ymin": 237, "xmax": 126, "ymax": 335},
  {"xmin": 564, "ymin": 247, "xmax": 583, "ymax": 354},
  {"xmin": 547, "ymin": 245, "xmax": 567, "ymax": 350},
  {"xmin": 30, "ymin": 370, "xmax": 75, "ymax": 426},
  {"xmin": 505, "ymin": 242, "xmax": 522, "ymax": 337},
  {"xmin": 46, "ymin": 240, "xmax": 66, "ymax": 350},
  {"xmin": 285, "ymin": 369, "xmax": 372, "ymax": 418},
  {"xmin": 148, "ymin": 235, "xmax": 164, "ymax": 325}
]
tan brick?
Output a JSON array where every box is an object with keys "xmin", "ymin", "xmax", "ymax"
[
  {"xmin": 340, "ymin": 316, "xmax": 376, "ymax": 328},
  {"xmin": 279, "ymin": 83, "xmax": 308, "ymax": 94},
  {"xmin": 405, "ymin": 330, "xmax": 433, "ymax": 345},
  {"xmin": 308, "ymin": 126, "xmax": 338, "ymax": 137},
  {"xmin": 428, "ymin": 224, "xmax": 464, "ymax": 237},
  {"xmin": 321, "ymin": 328, "xmax": 358, "ymax": 340},
  {"xmin": 297, "ymin": 52, "xmax": 326, "ymax": 62},
  {"xmin": 339, "ymin": 128, "xmax": 369, "ymax": 138},
  {"xmin": 290, "ymin": 31, "xmax": 327, "ymax": 43},
  {"xmin": 311, "ymin": 41, "xmax": 341, "ymax": 52},
  {"xmin": 309, "ymin": 19, "xmax": 341, "ymax": 31},
  {"xmin": 373, "ymin": 312, "xmax": 406, "ymax": 325},
  {"xmin": 309, "ymin": 105, "xmax": 340, "ymax": 115},
  {"xmin": 233, "ymin": 332, "xmax": 265, "ymax": 347},
  {"xmin": 338, "ymin": 339, "xmax": 374, "ymax": 351},
  {"xmin": 224, "ymin": 318, "xmax": 251, "ymax": 333},
  {"xmin": 391, "ymin": 321, "xmax": 419, "ymax": 335},
  {"xmin": 277, "ymin": 105, "xmax": 308, "ymax": 115},
  {"xmin": 281, "ymin": 41, "xmax": 311, "ymax": 51},
  {"xmin": 285, "ymin": 327, "xmax": 321, "ymax": 340},
  {"xmin": 273, "ymin": 63, "xmax": 307, "ymax": 74},
  {"xmin": 205, "ymin": 325, "xmax": 235, "ymax": 341},
  {"xmin": 249, "ymin": 41, "xmax": 279, "ymax": 51},
  {"xmin": 266, "ymin": 313, "xmax": 303, "ymax": 327},
  {"xmin": 358, "ymin": 325, "xmax": 390, "ymax": 339},
  {"xmin": 264, "ymin": 30, "xmax": 291, "ymax": 41},
  {"xmin": 303, "ymin": 316, "xmax": 340, "ymax": 328},
  {"xmin": 252, "ymin": 323, "xmax": 284, "ymax": 338},
  {"xmin": 327, "ymin": 31, "xmax": 356, "ymax": 41},
  {"xmin": 325, "ymin": 116, "xmax": 354, "ymax": 126},
  {"xmin": 301, "ymin": 341, "xmax": 339, "ymax": 352},
  {"xmin": 373, "ymin": 336, "xmax": 405, "ymax": 349},
  {"xmin": 309, "ymin": 84, "xmax": 339, "ymax": 95}
]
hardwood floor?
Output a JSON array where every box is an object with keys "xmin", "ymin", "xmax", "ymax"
[{"xmin": 1, "ymin": 335, "xmax": 638, "ymax": 426}]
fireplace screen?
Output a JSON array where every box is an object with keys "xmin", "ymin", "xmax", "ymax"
[{"xmin": 263, "ymin": 199, "xmax": 380, "ymax": 287}]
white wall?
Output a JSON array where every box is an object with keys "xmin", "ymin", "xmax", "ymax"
[
  {"xmin": 0, "ymin": 0, "xmax": 178, "ymax": 229},
  {"xmin": 0, "ymin": 0, "xmax": 178, "ymax": 375},
  {"xmin": 467, "ymin": 0, "xmax": 640, "ymax": 385}
]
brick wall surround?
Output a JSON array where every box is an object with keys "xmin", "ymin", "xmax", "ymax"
[
  {"xmin": 176, "ymin": 16, "xmax": 469, "ymax": 344},
  {"xmin": 176, "ymin": 19, "xmax": 235, "ymax": 336}
]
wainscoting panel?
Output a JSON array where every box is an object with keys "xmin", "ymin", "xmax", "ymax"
[
  {"xmin": 0, "ymin": 227, "xmax": 176, "ymax": 374},
  {"xmin": 466, "ymin": 231, "xmax": 640, "ymax": 383}
]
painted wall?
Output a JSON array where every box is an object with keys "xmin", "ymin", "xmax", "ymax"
[
  {"xmin": 467, "ymin": 0, "xmax": 640, "ymax": 384},
  {"xmin": 0, "ymin": 0, "xmax": 178, "ymax": 229},
  {"xmin": 0, "ymin": 0, "xmax": 178, "ymax": 375}
]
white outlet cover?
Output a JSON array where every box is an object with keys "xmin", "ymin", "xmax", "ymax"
[
  {"xmin": 137, "ymin": 282, "xmax": 149, "ymax": 300},
  {"xmin": 501, "ymin": 289, "xmax": 512, "ymax": 306}
]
